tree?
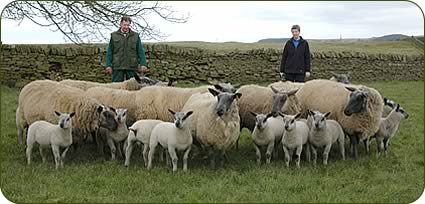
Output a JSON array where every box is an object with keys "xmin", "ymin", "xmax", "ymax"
[{"xmin": 2, "ymin": 1, "xmax": 189, "ymax": 44}]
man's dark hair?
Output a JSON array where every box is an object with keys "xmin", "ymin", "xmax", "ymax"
[
  {"xmin": 121, "ymin": 16, "xmax": 132, "ymax": 24},
  {"xmin": 291, "ymin": 24, "xmax": 300, "ymax": 32}
]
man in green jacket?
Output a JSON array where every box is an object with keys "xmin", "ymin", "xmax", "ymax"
[{"xmin": 105, "ymin": 16, "xmax": 148, "ymax": 82}]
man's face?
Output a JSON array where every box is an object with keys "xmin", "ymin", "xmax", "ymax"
[
  {"xmin": 120, "ymin": 20, "xmax": 130, "ymax": 33},
  {"xmin": 291, "ymin": 29, "xmax": 300, "ymax": 38}
]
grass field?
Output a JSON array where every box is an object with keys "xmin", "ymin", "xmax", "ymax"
[{"xmin": 1, "ymin": 81, "xmax": 423, "ymax": 203}]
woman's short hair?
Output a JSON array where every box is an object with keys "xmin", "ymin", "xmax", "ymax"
[{"xmin": 291, "ymin": 25, "xmax": 300, "ymax": 32}]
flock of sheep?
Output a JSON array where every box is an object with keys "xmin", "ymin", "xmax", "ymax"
[{"xmin": 16, "ymin": 73, "xmax": 409, "ymax": 171}]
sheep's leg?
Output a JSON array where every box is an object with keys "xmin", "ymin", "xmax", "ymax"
[
  {"xmin": 165, "ymin": 149, "xmax": 171, "ymax": 167},
  {"xmin": 235, "ymin": 136, "xmax": 240, "ymax": 150},
  {"xmin": 363, "ymin": 139, "xmax": 370, "ymax": 155},
  {"xmin": 383, "ymin": 138, "xmax": 389, "ymax": 156},
  {"xmin": 305, "ymin": 143, "xmax": 311, "ymax": 163},
  {"xmin": 52, "ymin": 145, "xmax": 61, "ymax": 170},
  {"xmin": 254, "ymin": 144, "xmax": 261, "ymax": 164},
  {"xmin": 142, "ymin": 144, "xmax": 149, "ymax": 167},
  {"xmin": 107, "ymin": 137, "xmax": 116, "ymax": 160},
  {"xmin": 339, "ymin": 138, "xmax": 345, "ymax": 160},
  {"xmin": 311, "ymin": 144, "xmax": 318, "ymax": 166},
  {"xmin": 207, "ymin": 146, "xmax": 216, "ymax": 169},
  {"xmin": 60, "ymin": 146, "xmax": 70, "ymax": 168},
  {"xmin": 282, "ymin": 145, "xmax": 290, "ymax": 167},
  {"xmin": 266, "ymin": 142, "xmax": 274, "ymax": 164},
  {"xmin": 295, "ymin": 145, "xmax": 303, "ymax": 168},
  {"xmin": 39, "ymin": 146, "xmax": 47, "ymax": 163},
  {"xmin": 26, "ymin": 143, "xmax": 34, "ymax": 165},
  {"xmin": 147, "ymin": 144, "xmax": 157, "ymax": 170},
  {"xmin": 16, "ymin": 109, "xmax": 25, "ymax": 145},
  {"xmin": 323, "ymin": 144, "xmax": 332, "ymax": 165},
  {"xmin": 273, "ymin": 143, "xmax": 278, "ymax": 161},
  {"xmin": 376, "ymin": 137, "xmax": 384, "ymax": 158},
  {"xmin": 116, "ymin": 141, "xmax": 123, "ymax": 159},
  {"xmin": 158, "ymin": 147, "xmax": 164, "ymax": 163},
  {"xmin": 168, "ymin": 147, "xmax": 178, "ymax": 172},
  {"xmin": 124, "ymin": 140, "xmax": 135, "ymax": 167},
  {"xmin": 183, "ymin": 146, "xmax": 191, "ymax": 172},
  {"xmin": 218, "ymin": 149, "xmax": 226, "ymax": 168},
  {"xmin": 349, "ymin": 134, "xmax": 359, "ymax": 160}
]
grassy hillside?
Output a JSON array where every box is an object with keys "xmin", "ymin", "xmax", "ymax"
[{"xmin": 1, "ymin": 81, "xmax": 423, "ymax": 203}]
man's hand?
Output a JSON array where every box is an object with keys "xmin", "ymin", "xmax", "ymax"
[
  {"xmin": 105, "ymin": 67, "xmax": 112, "ymax": 74},
  {"xmin": 305, "ymin": 71, "xmax": 311, "ymax": 78},
  {"xmin": 138, "ymin": 65, "xmax": 149, "ymax": 74}
]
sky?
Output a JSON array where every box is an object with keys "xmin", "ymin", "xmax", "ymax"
[{"xmin": 0, "ymin": 1, "xmax": 424, "ymax": 44}]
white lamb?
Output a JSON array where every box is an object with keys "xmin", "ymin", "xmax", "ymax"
[
  {"xmin": 97, "ymin": 108, "xmax": 129, "ymax": 160},
  {"xmin": 308, "ymin": 111, "xmax": 345, "ymax": 165},
  {"xmin": 147, "ymin": 110, "xmax": 194, "ymax": 172},
  {"xmin": 26, "ymin": 111, "xmax": 75, "ymax": 169},
  {"xmin": 124, "ymin": 119, "xmax": 163, "ymax": 167},
  {"xmin": 279, "ymin": 113, "xmax": 310, "ymax": 168}
]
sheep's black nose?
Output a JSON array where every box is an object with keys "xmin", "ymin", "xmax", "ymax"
[
  {"xmin": 272, "ymin": 112, "xmax": 279, "ymax": 117},
  {"xmin": 217, "ymin": 110, "xmax": 224, "ymax": 117},
  {"xmin": 60, "ymin": 123, "xmax": 64, "ymax": 128},
  {"xmin": 315, "ymin": 124, "xmax": 319, "ymax": 129}
]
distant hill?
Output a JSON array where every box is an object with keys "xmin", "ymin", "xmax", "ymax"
[
  {"xmin": 257, "ymin": 38, "xmax": 290, "ymax": 43},
  {"xmin": 372, "ymin": 34, "xmax": 409, "ymax": 41},
  {"xmin": 258, "ymin": 34, "xmax": 420, "ymax": 43}
]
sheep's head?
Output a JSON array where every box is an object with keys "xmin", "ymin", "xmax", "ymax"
[
  {"xmin": 279, "ymin": 112, "xmax": 301, "ymax": 131},
  {"xmin": 331, "ymin": 72, "xmax": 352, "ymax": 84},
  {"xmin": 55, "ymin": 111, "xmax": 75, "ymax": 129},
  {"xmin": 213, "ymin": 83, "xmax": 241, "ymax": 93},
  {"xmin": 271, "ymin": 86, "xmax": 298, "ymax": 117},
  {"xmin": 115, "ymin": 108, "xmax": 128, "ymax": 124},
  {"xmin": 168, "ymin": 109, "xmax": 193, "ymax": 129},
  {"xmin": 124, "ymin": 75, "xmax": 146, "ymax": 90},
  {"xmin": 308, "ymin": 110, "xmax": 330, "ymax": 130},
  {"xmin": 98, "ymin": 105, "xmax": 118, "ymax": 131},
  {"xmin": 250, "ymin": 112, "xmax": 273, "ymax": 130},
  {"xmin": 344, "ymin": 87, "xmax": 368, "ymax": 116},
  {"xmin": 208, "ymin": 88, "xmax": 242, "ymax": 117}
]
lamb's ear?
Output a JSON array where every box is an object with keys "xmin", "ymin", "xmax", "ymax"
[
  {"xmin": 249, "ymin": 111, "xmax": 257, "ymax": 117},
  {"xmin": 208, "ymin": 88, "xmax": 220, "ymax": 97},
  {"xmin": 266, "ymin": 112, "xmax": 273, "ymax": 119},
  {"xmin": 134, "ymin": 74, "xmax": 142, "ymax": 83},
  {"xmin": 294, "ymin": 113, "xmax": 302, "ymax": 119},
  {"xmin": 287, "ymin": 89, "xmax": 298, "ymax": 96},
  {"xmin": 308, "ymin": 110, "xmax": 315, "ymax": 116},
  {"xmin": 345, "ymin": 86, "xmax": 356, "ymax": 92},
  {"xmin": 270, "ymin": 86, "xmax": 279, "ymax": 93},
  {"xmin": 234, "ymin": 93, "xmax": 242, "ymax": 100},
  {"xmin": 128, "ymin": 128, "xmax": 137, "ymax": 134},
  {"xmin": 168, "ymin": 109, "xmax": 176, "ymax": 115},
  {"xmin": 324, "ymin": 112, "xmax": 331, "ymax": 118},
  {"xmin": 183, "ymin": 111, "xmax": 194, "ymax": 120},
  {"xmin": 383, "ymin": 97, "xmax": 388, "ymax": 104},
  {"xmin": 396, "ymin": 104, "xmax": 400, "ymax": 111},
  {"xmin": 70, "ymin": 112, "xmax": 76, "ymax": 118},
  {"xmin": 97, "ymin": 105, "xmax": 104, "ymax": 113},
  {"xmin": 213, "ymin": 84, "xmax": 223, "ymax": 92},
  {"xmin": 54, "ymin": 111, "xmax": 61, "ymax": 116},
  {"xmin": 278, "ymin": 111, "xmax": 285, "ymax": 118},
  {"xmin": 110, "ymin": 107, "xmax": 116, "ymax": 113}
]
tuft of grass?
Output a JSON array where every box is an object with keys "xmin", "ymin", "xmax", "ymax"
[{"xmin": 1, "ymin": 81, "xmax": 423, "ymax": 203}]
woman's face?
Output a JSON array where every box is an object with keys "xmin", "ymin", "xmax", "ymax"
[{"xmin": 291, "ymin": 29, "xmax": 300, "ymax": 39}]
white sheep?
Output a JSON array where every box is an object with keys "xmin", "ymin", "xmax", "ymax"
[
  {"xmin": 16, "ymin": 80, "xmax": 118, "ymax": 146},
  {"xmin": 367, "ymin": 104, "xmax": 409, "ymax": 157},
  {"xmin": 308, "ymin": 111, "xmax": 345, "ymax": 165},
  {"xmin": 60, "ymin": 75, "xmax": 145, "ymax": 91},
  {"xmin": 97, "ymin": 108, "xmax": 129, "ymax": 160},
  {"xmin": 124, "ymin": 119, "xmax": 163, "ymax": 167},
  {"xmin": 147, "ymin": 110, "xmax": 193, "ymax": 172},
  {"xmin": 26, "ymin": 111, "xmax": 75, "ymax": 169},
  {"xmin": 182, "ymin": 88, "xmax": 241, "ymax": 169},
  {"xmin": 329, "ymin": 71, "xmax": 353, "ymax": 84},
  {"xmin": 250, "ymin": 112, "xmax": 284, "ymax": 164},
  {"xmin": 279, "ymin": 113, "xmax": 310, "ymax": 168},
  {"xmin": 295, "ymin": 79, "xmax": 383, "ymax": 159}
]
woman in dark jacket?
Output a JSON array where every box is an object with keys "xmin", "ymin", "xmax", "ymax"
[{"xmin": 279, "ymin": 25, "xmax": 311, "ymax": 82}]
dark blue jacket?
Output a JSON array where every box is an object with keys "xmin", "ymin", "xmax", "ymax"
[{"xmin": 279, "ymin": 36, "xmax": 311, "ymax": 74}]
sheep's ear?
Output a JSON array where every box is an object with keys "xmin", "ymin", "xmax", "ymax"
[
  {"xmin": 324, "ymin": 112, "xmax": 331, "ymax": 118},
  {"xmin": 128, "ymin": 128, "xmax": 137, "ymax": 134},
  {"xmin": 234, "ymin": 93, "xmax": 242, "ymax": 100},
  {"xmin": 167, "ymin": 80, "xmax": 176, "ymax": 87},
  {"xmin": 168, "ymin": 109, "xmax": 176, "ymax": 115},
  {"xmin": 54, "ymin": 111, "xmax": 61, "ymax": 116},
  {"xmin": 345, "ymin": 86, "xmax": 356, "ymax": 92},
  {"xmin": 249, "ymin": 111, "xmax": 257, "ymax": 117},
  {"xmin": 183, "ymin": 111, "xmax": 193, "ymax": 120},
  {"xmin": 294, "ymin": 113, "xmax": 302, "ymax": 119},
  {"xmin": 308, "ymin": 110, "xmax": 314, "ymax": 116},
  {"xmin": 266, "ymin": 112, "xmax": 273, "ymax": 119},
  {"xmin": 213, "ymin": 84, "xmax": 223, "ymax": 92},
  {"xmin": 287, "ymin": 89, "xmax": 298, "ymax": 96},
  {"xmin": 70, "ymin": 112, "xmax": 76, "ymax": 118},
  {"xmin": 208, "ymin": 88, "xmax": 220, "ymax": 97},
  {"xmin": 134, "ymin": 74, "xmax": 142, "ymax": 83},
  {"xmin": 110, "ymin": 107, "xmax": 116, "ymax": 113},
  {"xmin": 383, "ymin": 97, "xmax": 388, "ymax": 104},
  {"xmin": 97, "ymin": 105, "xmax": 104, "ymax": 113},
  {"xmin": 270, "ymin": 86, "xmax": 279, "ymax": 93},
  {"xmin": 233, "ymin": 84, "xmax": 241, "ymax": 89},
  {"xmin": 396, "ymin": 104, "xmax": 400, "ymax": 111}
]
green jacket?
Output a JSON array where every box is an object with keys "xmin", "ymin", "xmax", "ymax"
[{"xmin": 105, "ymin": 29, "xmax": 147, "ymax": 70}]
